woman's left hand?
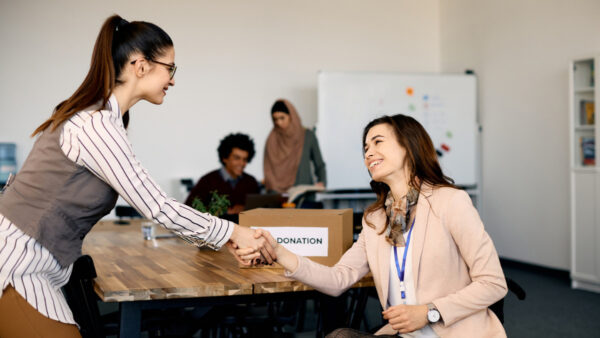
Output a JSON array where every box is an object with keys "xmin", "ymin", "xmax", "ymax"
[{"xmin": 382, "ymin": 304, "xmax": 428, "ymax": 333}]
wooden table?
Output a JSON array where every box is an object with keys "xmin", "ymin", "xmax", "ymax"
[{"xmin": 83, "ymin": 220, "xmax": 374, "ymax": 337}]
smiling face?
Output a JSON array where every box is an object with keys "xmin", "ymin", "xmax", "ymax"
[
  {"xmin": 363, "ymin": 123, "xmax": 410, "ymax": 185},
  {"xmin": 272, "ymin": 111, "xmax": 291, "ymax": 130},
  {"xmin": 222, "ymin": 147, "xmax": 249, "ymax": 179},
  {"xmin": 141, "ymin": 47, "xmax": 176, "ymax": 105}
]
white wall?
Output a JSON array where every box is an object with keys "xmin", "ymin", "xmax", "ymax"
[
  {"xmin": 8, "ymin": 0, "xmax": 590, "ymax": 270},
  {"xmin": 440, "ymin": 0, "xmax": 600, "ymax": 270},
  {"xmin": 0, "ymin": 0, "xmax": 440, "ymax": 202}
]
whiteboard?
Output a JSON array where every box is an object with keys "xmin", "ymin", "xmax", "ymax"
[{"xmin": 317, "ymin": 72, "xmax": 478, "ymax": 189}]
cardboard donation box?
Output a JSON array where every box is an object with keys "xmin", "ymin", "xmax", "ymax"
[{"xmin": 239, "ymin": 208, "xmax": 353, "ymax": 268}]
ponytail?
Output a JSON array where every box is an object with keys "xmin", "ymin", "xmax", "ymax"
[
  {"xmin": 32, "ymin": 15, "xmax": 121, "ymax": 136},
  {"xmin": 33, "ymin": 15, "xmax": 173, "ymax": 136}
]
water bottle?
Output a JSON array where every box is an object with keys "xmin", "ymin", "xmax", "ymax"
[{"xmin": 0, "ymin": 143, "xmax": 16, "ymax": 185}]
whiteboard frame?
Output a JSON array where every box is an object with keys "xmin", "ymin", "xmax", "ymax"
[{"xmin": 317, "ymin": 71, "xmax": 481, "ymax": 197}]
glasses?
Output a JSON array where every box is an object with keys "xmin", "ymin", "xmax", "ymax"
[{"xmin": 130, "ymin": 58, "xmax": 177, "ymax": 79}]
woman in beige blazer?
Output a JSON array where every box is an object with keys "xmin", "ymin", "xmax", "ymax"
[{"xmin": 237, "ymin": 114, "xmax": 507, "ymax": 337}]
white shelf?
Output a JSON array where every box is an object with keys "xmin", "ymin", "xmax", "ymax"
[
  {"xmin": 573, "ymin": 166, "xmax": 597, "ymax": 173},
  {"xmin": 575, "ymin": 87, "xmax": 595, "ymax": 93},
  {"xmin": 570, "ymin": 56, "xmax": 600, "ymax": 294}
]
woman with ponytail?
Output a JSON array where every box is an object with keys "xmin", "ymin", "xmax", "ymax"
[
  {"xmin": 242, "ymin": 114, "xmax": 508, "ymax": 337},
  {"xmin": 0, "ymin": 15, "xmax": 273, "ymax": 337}
]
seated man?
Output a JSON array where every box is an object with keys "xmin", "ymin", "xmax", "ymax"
[{"xmin": 185, "ymin": 133, "xmax": 259, "ymax": 214}]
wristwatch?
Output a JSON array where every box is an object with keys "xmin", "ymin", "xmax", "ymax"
[{"xmin": 427, "ymin": 303, "xmax": 441, "ymax": 324}]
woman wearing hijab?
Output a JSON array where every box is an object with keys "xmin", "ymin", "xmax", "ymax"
[{"xmin": 264, "ymin": 99, "xmax": 326, "ymax": 193}]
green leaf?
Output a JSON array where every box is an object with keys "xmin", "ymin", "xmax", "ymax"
[{"xmin": 191, "ymin": 191, "xmax": 230, "ymax": 217}]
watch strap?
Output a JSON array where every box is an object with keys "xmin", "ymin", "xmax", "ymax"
[{"xmin": 427, "ymin": 303, "xmax": 441, "ymax": 323}]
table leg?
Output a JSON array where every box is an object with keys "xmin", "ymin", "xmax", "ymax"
[{"xmin": 119, "ymin": 302, "xmax": 142, "ymax": 338}]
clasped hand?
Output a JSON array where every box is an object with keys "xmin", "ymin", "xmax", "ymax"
[
  {"xmin": 382, "ymin": 304, "xmax": 429, "ymax": 333},
  {"xmin": 226, "ymin": 226, "xmax": 277, "ymax": 266}
]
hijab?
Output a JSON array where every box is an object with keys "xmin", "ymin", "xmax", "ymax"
[{"xmin": 264, "ymin": 99, "xmax": 306, "ymax": 193}]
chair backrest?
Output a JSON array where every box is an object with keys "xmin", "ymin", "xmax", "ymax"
[
  {"xmin": 180, "ymin": 178, "xmax": 194, "ymax": 192},
  {"xmin": 489, "ymin": 298, "xmax": 505, "ymax": 323},
  {"xmin": 62, "ymin": 255, "xmax": 105, "ymax": 338},
  {"xmin": 488, "ymin": 277, "xmax": 527, "ymax": 324},
  {"xmin": 345, "ymin": 287, "xmax": 371, "ymax": 330}
]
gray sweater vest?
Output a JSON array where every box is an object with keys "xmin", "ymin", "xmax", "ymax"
[{"xmin": 0, "ymin": 123, "xmax": 118, "ymax": 267}]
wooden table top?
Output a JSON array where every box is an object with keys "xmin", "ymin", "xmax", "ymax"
[{"xmin": 83, "ymin": 220, "xmax": 373, "ymax": 302}]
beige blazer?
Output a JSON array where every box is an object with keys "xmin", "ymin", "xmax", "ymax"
[{"xmin": 286, "ymin": 185, "xmax": 507, "ymax": 337}]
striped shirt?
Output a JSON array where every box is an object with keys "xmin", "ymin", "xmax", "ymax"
[{"xmin": 0, "ymin": 95, "xmax": 235, "ymax": 325}]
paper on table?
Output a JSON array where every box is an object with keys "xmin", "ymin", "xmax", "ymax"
[{"xmin": 286, "ymin": 184, "xmax": 326, "ymax": 204}]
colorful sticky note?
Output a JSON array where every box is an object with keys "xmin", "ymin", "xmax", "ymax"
[
  {"xmin": 406, "ymin": 87, "xmax": 414, "ymax": 96},
  {"xmin": 408, "ymin": 104, "xmax": 416, "ymax": 112},
  {"xmin": 446, "ymin": 131, "xmax": 453, "ymax": 138}
]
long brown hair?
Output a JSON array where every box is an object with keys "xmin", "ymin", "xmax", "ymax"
[
  {"xmin": 362, "ymin": 114, "xmax": 456, "ymax": 231},
  {"xmin": 32, "ymin": 15, "xmax": 173, "ymax": 136}
]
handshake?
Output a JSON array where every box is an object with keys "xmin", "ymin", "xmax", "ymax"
[{"xmin": 227, "ymin": 225, "xmax": 279, "ymax": 266}]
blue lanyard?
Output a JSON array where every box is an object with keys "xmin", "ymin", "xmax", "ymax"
[{"xmin": 393, "ymin": 217, "xmax": 416, "ymax": 301}]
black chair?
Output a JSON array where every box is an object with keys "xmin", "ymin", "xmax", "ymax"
[
  {"xmin": 63, "ymin": 255, "xmax": 202, "ymax": 338},
  {"xmin": 62, "ymin": 255, "xmax": 109, "ymax": 338},
  {"xmin": 180, "ymin": 178, "xmax": 195, "ymax": 193},
  {"xmin": 489, "ymin": 277, "xmax": 526, "ymax": 323},
  {"xmin": 345, "ymin": 287, "xmax": 372, "ymax": 330},
  {"xmin": 315, "ymin": 287, "xmax": 378, "ymax": 336}
]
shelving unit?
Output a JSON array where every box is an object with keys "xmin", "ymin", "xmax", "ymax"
[{"xmin": 569, "ymin": 57, "xmax": 600, "ymax": 293}]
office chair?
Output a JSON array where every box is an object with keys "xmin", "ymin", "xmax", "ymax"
[
  {"xmin": 180, "ymin": 178, "xmax": 195, "ymax": 192},
  {"xmin": 489, "ymin": 277, "xmax": 526, "ymax": 323},
  {"xmin": 62, "ymin": 255, "xmax": 112, "ymax": 338},
  {"xmin": 63, "ymin": 255, "xmax": 200, "ymax": 338},
  {"xmin": 344, "ymin": 287, "xmax": 372, "ymax": 330}
]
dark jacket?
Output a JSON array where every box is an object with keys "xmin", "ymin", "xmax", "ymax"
[
  {"xmin": 294, "ymin": 129, "xmax": 326, "ymax": 186},
  {"xmin": 185, "ymin": 170, "xmax": 259, "ymax": 210}
]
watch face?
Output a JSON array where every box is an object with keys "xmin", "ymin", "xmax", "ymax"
[{"xmin": 428, "ymin": 309, "xmax": 440, "ymax": 322}]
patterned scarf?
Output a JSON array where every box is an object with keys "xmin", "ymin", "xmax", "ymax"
[{"xmin": 384, "ymin": 186, "xmax": 419, "ymax": 246}]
